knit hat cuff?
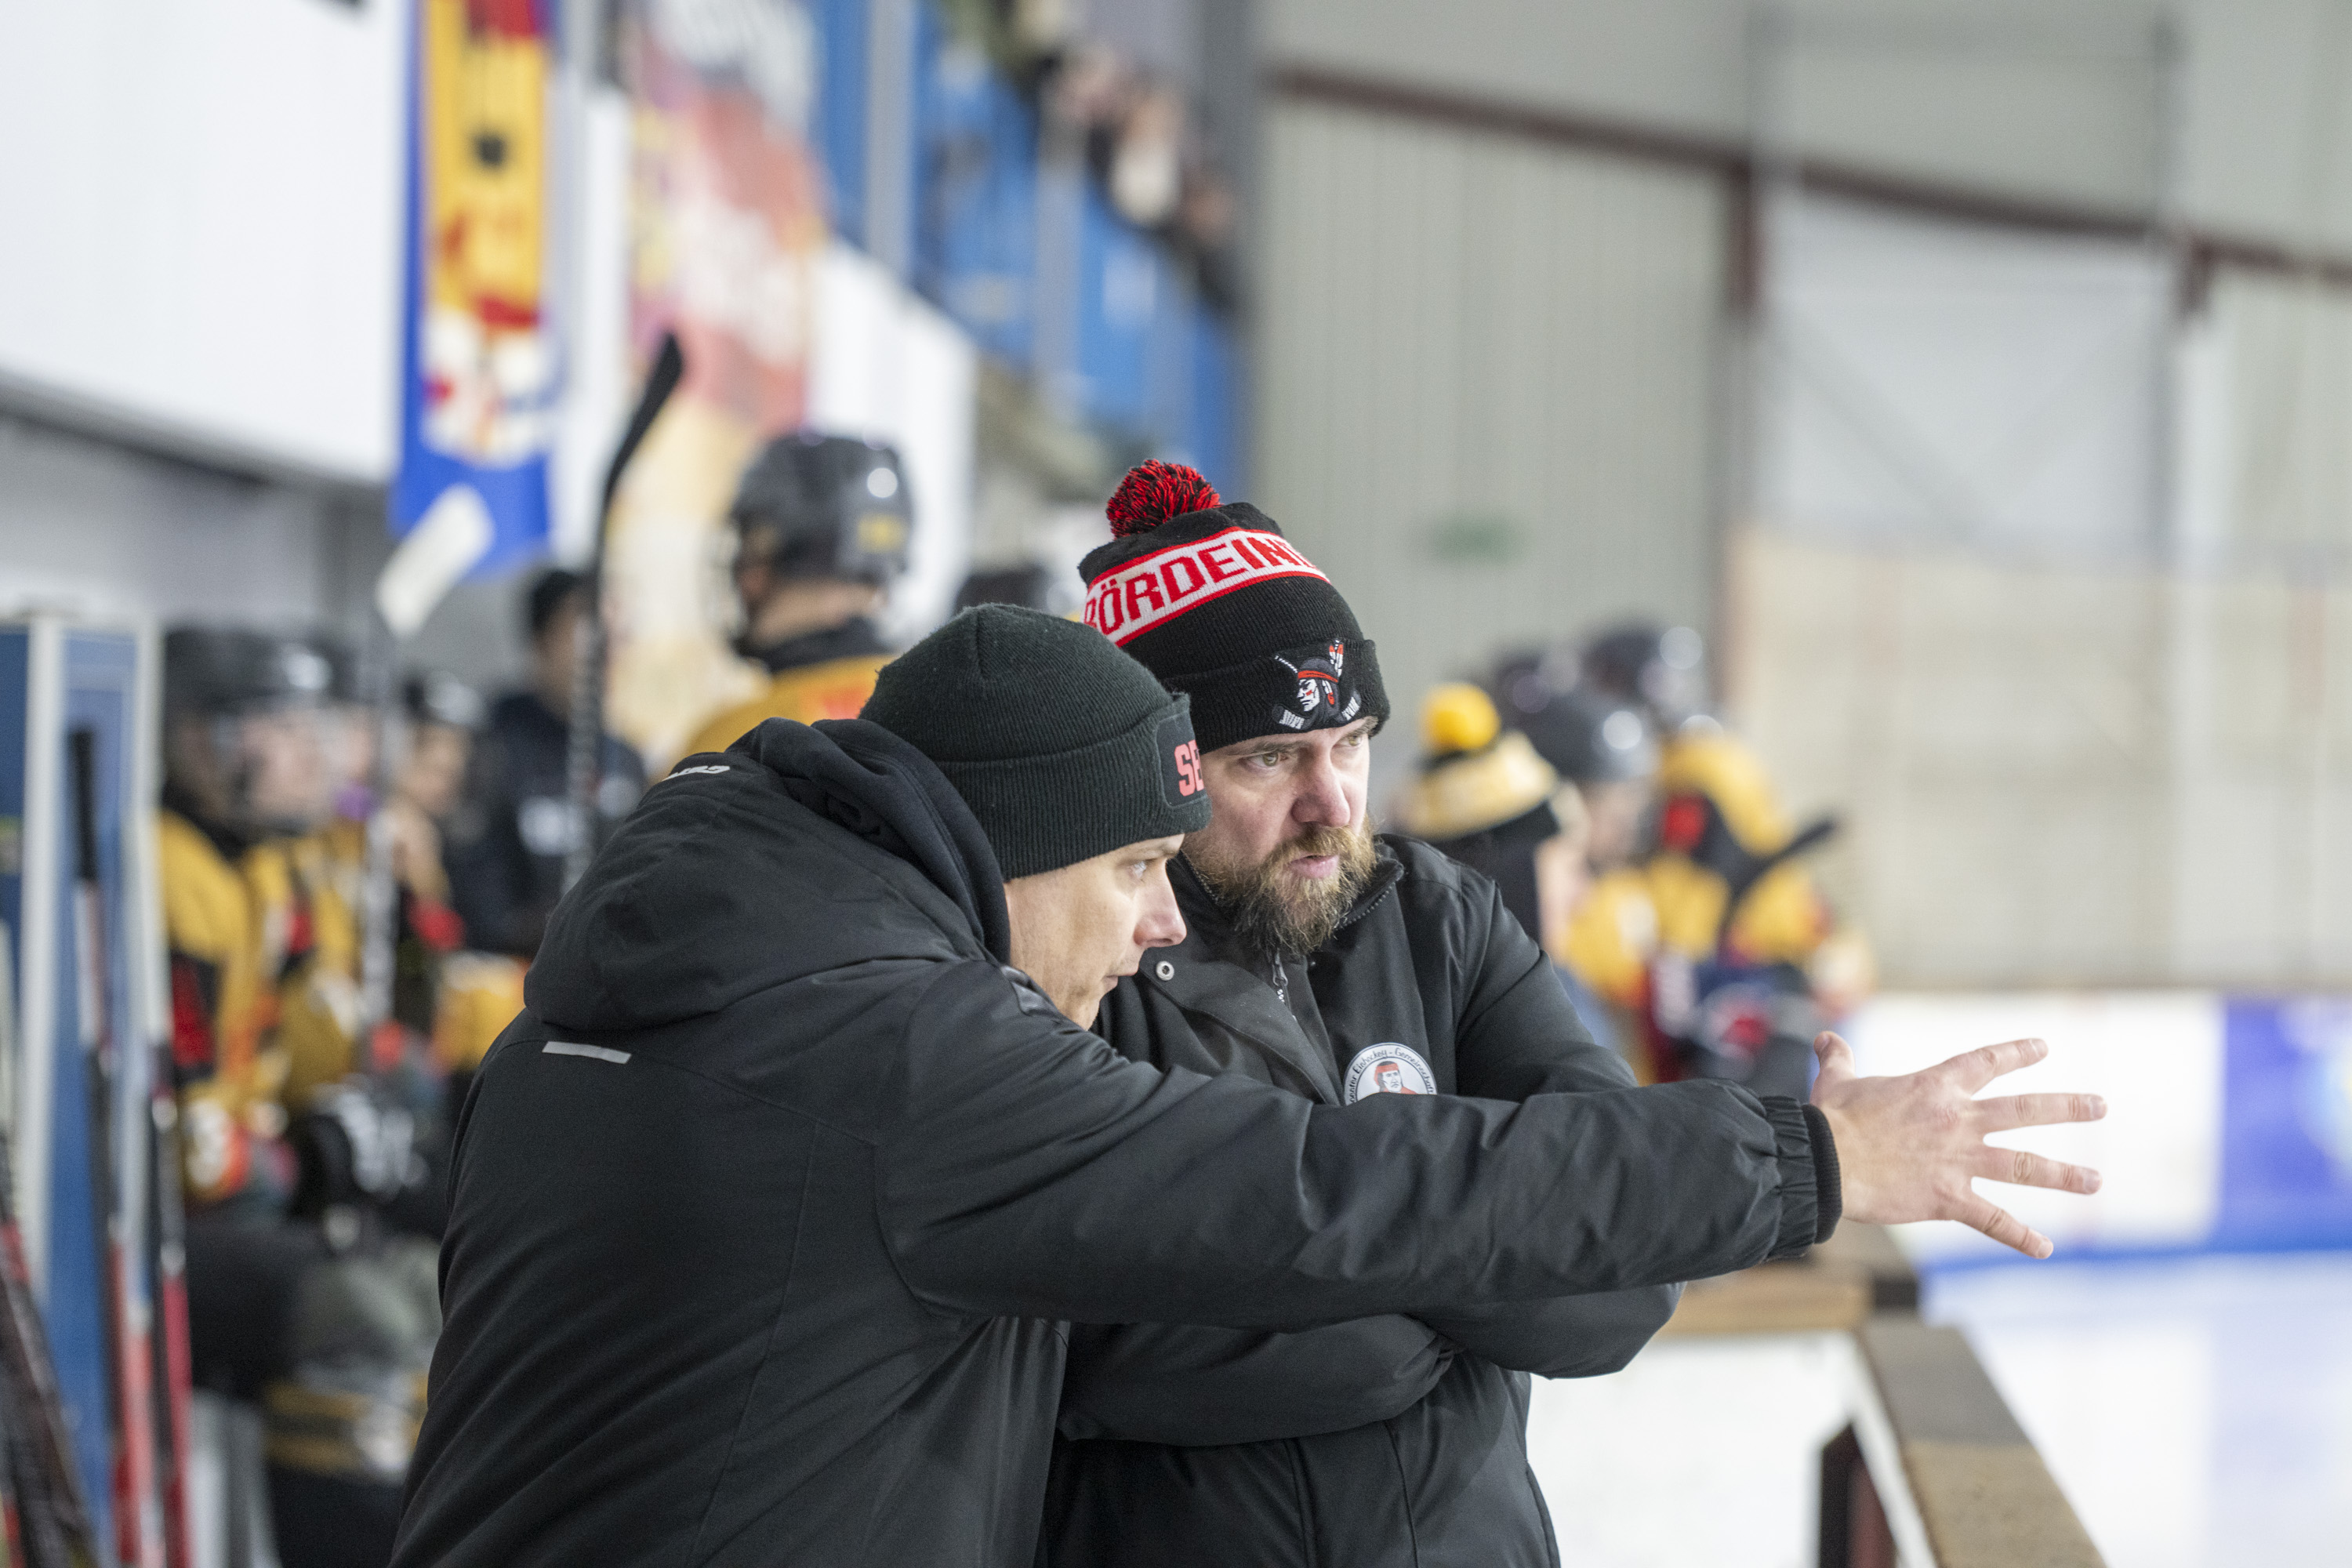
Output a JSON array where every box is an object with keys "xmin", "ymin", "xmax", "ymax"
[
  {"xmin": 1170, "ymin": 640, "xmax": 1392, "ymax": 755},
  {"xmin": 935, "ymin": 693, "xmax": 1212, "ymax": 879}
]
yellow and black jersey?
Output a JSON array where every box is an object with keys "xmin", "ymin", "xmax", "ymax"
[
  {"xmin": 158, "ymin": 810, "xmax": 293, "ymax": 1208},
  {"xmin": 680, "ymin": 652, "xmax": 891, "ymax": 759}
]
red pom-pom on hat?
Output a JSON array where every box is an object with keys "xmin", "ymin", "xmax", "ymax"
[{"xmin": 1105, "ymin": 460, "xmax": 1221, "ymax": 538}]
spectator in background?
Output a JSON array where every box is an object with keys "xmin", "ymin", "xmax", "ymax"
[{"xmin": 445, "ymin": 569, "xmax": 645, "ymax": 961}]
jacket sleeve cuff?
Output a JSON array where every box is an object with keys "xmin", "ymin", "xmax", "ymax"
[
  {"xmin": 1801, "ymin": 1102, "xmax": 1842, "ymax": 1247},
  {"xmin": 1758, "ymin": 1096, "xmax": 1839, "ymax": 1260}
]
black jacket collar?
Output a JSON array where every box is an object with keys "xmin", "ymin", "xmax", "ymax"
[
  {"xmin": 1143, "ymin": 844, "xmax": 1407, "ymax": 1105},
  {"xmin": 527, "ymin": 717, "xmax": 1012, "ymax": 1033},
  {"xmin": 747, "ymin": 618, "xmax": 890, "ymax": 676}
]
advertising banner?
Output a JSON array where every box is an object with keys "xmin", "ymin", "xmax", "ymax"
[
  {"xmin": 2217, "ymin": 999, "xmax": 2352, "ymax": 1250},
  {"xmin": 1849, "ymin": 989, "xmax": 2352, "ymax": 1267},
  {"xmin": 604, "ymin": 0, "xmax": 826, "ymax": 758},
  {"xmin": 393, "ymin": 0, "xmax": 561, "ymax": 573}
]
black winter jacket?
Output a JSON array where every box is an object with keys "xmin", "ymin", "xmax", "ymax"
[
  {"xmin": 1041, "ymin": 844, "xmax": 1692, "ymax": 1567},
  {"xmin": 391, "ymin": 720, "xmax": 1835, "ymax": 1568},
  {"xmin": 444, "ymin": 691, "xmax": 645, "ymax": 957}
]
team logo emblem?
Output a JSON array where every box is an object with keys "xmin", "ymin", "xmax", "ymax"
[
  {"xmin": 1344, "ymin": 1043, "xmax": 1437, "ymax": 1103},
  {"xmin": 1277, "ymin": 648, "xmax": 1345, "ymax": 714},
  {"xmin": 1157, "ymin": 711, "xmax": 1205, "ymax": 804}
]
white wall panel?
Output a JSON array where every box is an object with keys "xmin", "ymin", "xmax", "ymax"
[
  {"xmin": 2207, "ymin": 273, "xmax": 2352, "ymax": 565},
  {"xmin": 1272, "ymin": 0, "xmax": 2352, "ymax": 253},
  {"xmin": 0, "ymin": 0, "xmax": 407, "ymax": 481},
  {"xmin": 2180, "ymin": 0, "xmax": 2352, "ymax": 252},
  {"xmin": 1759, "ymin": 194, "xmax": 2171, "ymax": 558},
  {"xmin": 0, "ymin": 416, "xmax": 352, "ymax": 629},
  {"xmin": 1775, "ymin": 5, "xmax": 2167, "ymax": 215},
  {"xmin": 1267, "ymin": 0, "xmax": 1751, "ymax": 142},
  {"xmin": 1257, "ymin": 98, "xmax": 1726, "ymax": 774},
  {"xmin": 1730, "ymin": 525, "xmax": 2352, "ymax": 989}
]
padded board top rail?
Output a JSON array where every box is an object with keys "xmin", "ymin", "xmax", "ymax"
[{"xmin": 1855, "ymin": 1318, "xmax": 2105, "ymax": 1568}]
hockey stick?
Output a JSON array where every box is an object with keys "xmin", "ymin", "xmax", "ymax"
[
  {"xmin": 0, "ymin": 971, "xmax": 100, "ymax": 1568},
  {"xmin": 562, "ymin": 331, "xmax": 685, "ymax": 892},
  {"xmin": 68, "ymin": 728, "xmax": 158, "ymax": 1567},
  {"xmin": 143, "ymin": 1043, "xmax": 193, "ymax": 1568},
  {"xmin": 0, "ymin": 1356, "xmax": 26, "ymax": 1567}
]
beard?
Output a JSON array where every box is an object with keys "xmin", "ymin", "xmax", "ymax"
[{"xmin": 1189, "ymin": 821, "xmax": 1378, "ymax": 957}]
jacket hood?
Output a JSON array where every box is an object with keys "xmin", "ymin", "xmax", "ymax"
[{"xmin": 526, "ymin": 718, "xmax": 1010, "ymax": 1033}]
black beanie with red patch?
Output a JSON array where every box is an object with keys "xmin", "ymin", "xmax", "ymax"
[{"xmin": 1077, "ymin": 461, "xmax": 1388, "ymax": 754}]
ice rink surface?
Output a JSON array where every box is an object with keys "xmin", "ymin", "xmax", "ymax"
[
  {"xmin": 1527, "ymin": 1251, "xmax": 2352, "ymax": 1568},
  {"xmin": 1529, "ymin": 1329, "xmax": 1857, "ymax": 1568},
  {"xmin": 1925, "ymin": 1251, "xmax": 2352, "ymax": 1568}
]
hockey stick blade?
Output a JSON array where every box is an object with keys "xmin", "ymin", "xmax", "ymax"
[{"xmin": 597, "ymin": 332, "xmax": 685, "ymax": 530}]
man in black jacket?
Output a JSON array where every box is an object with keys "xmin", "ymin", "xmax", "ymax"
[
  {"xmin": 445, "ymin": 569, "xmax": 646, "ymax": 958},
  {"xmin": 394, "ymin": 605, "xmax": 2100, "ymax": 1568},
  {"xmin": 1041, "ymin": 463, "xmax": 2083, "ymax": 1567}
]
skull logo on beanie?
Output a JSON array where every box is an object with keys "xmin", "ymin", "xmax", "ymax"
[{"xmin": 1079, "ymin": 463, "xmax": 1388, "ymax": 754}]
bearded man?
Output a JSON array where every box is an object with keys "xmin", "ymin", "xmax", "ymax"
[{"xmin": 1039, "ymin": 466, "xmax": 1882, "ymax": 1566}]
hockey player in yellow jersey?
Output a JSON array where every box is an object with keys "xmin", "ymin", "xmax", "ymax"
[
  {"xmin": 1507, "ymin": 624, "xmax": 1871, "ymax": 1097},
  {"xmin": 679, "ymin": 433, "xmax": 915, "ymax": 757},
  {"xmin": 161, "ymin": 627, "xmax": 440, "ymax": 1567},
  {"xmin": 159, "ymin": 629, "xmax": 339, "ymax": 1214},
  {"xmin": 293, "ymin": 656, "xmax": 499, "ymax": 1094},
  {"xmin": 263, "ymin": 639, "xmax": 368, "ymax": 1113},
  {"xmin": 1576, "ymin": 623, "xmax": 1864, "ymax": 979}
]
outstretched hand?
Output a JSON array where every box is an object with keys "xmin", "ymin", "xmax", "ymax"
[{"xmin": 1811, "ymin": 1032, "xmax": 2105, "ymax": 1259}]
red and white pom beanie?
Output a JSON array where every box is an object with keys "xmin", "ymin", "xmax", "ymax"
[{"xmin": 1077, "ymin": 461, "xmax": 1388, "ymax": 754}]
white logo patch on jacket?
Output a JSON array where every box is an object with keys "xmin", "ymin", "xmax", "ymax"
[{"xmin": 1343, "ymin": 1043, "xmax": 1436, "ymax": 1102}]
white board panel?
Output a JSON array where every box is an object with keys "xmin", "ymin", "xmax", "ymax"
[{"xmin": 0, "ymin": 0, "xmax": 408, "ymax": 481}]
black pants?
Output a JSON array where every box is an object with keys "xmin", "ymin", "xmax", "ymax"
[
  {"xmin": 185, "ymin": 1213, "xmax": 405, "ymax": 1568},
  {"xmin": 265, "ymin": 1467, "xmax": 402, "ymax": 1568}
]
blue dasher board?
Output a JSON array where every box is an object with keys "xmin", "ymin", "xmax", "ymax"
[{"xmin": 0, "ymin": 615, "xmax": 161, "ymax": 1552}]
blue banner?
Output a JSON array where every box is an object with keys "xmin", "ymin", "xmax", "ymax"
[
  {"xmin": 392, "ymin": 0, "xmax": 559, "ymax": 575},
  {"xmin": 2218, "ymin": 998, "xmax": 2352, "ymax": 1250}
]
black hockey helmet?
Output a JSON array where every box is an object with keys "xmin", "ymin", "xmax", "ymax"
[
  {"xmin": 955, "ymin": 562, "xmax": 1076, "ymax": 618},
  {"xmin": 730, "ymin": 432, "xmax": 913, "ymax": 586},
  {"xmin": 163, "ymin": 626, "xmax": 334, "ymax": 721},
  {"xmin": 1487, "ymin": 646, "xmax": 1653, "ymax": 785},
  {"xmin": 1579, "ymin": 621, "xmax": 1708, "ymax": 731},
  {"xmin": 312, "ymin": 633, "xmax": 366, "ymax": 707},
  {"xmin": 1523, "ymin": 686, "xmax": 1657, "ymax": 786},
  {"xmin": 403, "ymin": 669, "xmax": 486, "ymax": 731},
  {"xmin": 1489, "ymin": 645, "xmax": 1579, "ymax": 728}
]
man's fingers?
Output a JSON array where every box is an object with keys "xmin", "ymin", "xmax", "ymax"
[
  {"xmin": 1973, "ymin": 1091, "xmax": 2106, "ymax": 1132},
  {"xmin": 1940, "ymin": 1036, "xmax": 2049, "ymax": 1093},
  {"xmin": 1958, "ymin": 1196, "xmax": 2054, "ymax": 1259},
  {"xmin": 1810, "ymin": 1032, "xmax": 1856, "ymax": 1095},
  {"xmin": 1972, "ymin": 1145, "xmax": 2101, "ymax": 1195}
]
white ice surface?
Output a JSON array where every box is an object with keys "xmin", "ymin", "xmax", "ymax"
[
  {"xmin": 1529, "ymin": 1331, "xmax": 1857, "ymax": 1568},
  {"xmin": 1925, "ymin": 1251, "xmax": 2352, "ymax": 1568}
]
